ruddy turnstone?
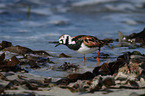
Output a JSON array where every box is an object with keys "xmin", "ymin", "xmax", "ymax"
[{"xmin": 55, "ymin": 34, "xmax": 108, "ymax": 63}]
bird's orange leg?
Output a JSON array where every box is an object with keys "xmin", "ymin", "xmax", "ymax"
[
  {"xmin": 83, "ymin": 55, "xmax": 85, "ymax": 63},
  {"xmin": 96, "ymin": 49, "xmax": 100, "ymax": 62}
]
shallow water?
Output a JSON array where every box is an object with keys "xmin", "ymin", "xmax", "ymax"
[{"xmin": 0, "ymin": 0, "xmax": 145, "ymax": 78}]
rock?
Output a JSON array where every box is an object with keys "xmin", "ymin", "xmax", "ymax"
[
  {"xmin": 0, "ymin": 53, "xmax": 26, "ymax": 72},
  {"xmin": 0, "ymin": 56, "xmax": 20, "ymax": 68},
  {"xmin": 1, "ymin": 41, "xmax": 12, "ymax": 49},
  {"xmin": 56, "ymin": 71, "xmax": 95, "ymax": 86},
  {"xmin": 28, "ymin": 60, "xmax": 40, "ymax": 69},
  {"xmin": 56, "ymin": 78, "xmax": 70, "ymax": 86},
  {"xmin": 67, "ymin": 71, "xmax": 95, "ymax": 82},
  {"xmin": 102, "ymin": 76, "xmax": 115, "ymax": 87},
  {"xmin": 0, "ymin": 86, "xmax": 5, "ymax": 95},
  {"xmin": 93, "ymin": 52, "xmax": 131, "ymax": 76},
  {"xmin": 59, "ymin": 53, "xmax": 71, "ymax": 58},
  {"xmin": 118, "ymin": 28, "xmax": 145, "ymax": 46},
  {"xmin": 67, "ymin": 76, "xmax": 103, "ymax": 92},
  {"xmin": 3, "ymin": 46, "xmax": 33, "ymax": 54},
  {"xmin": 0, "ymin": 53, "xmax": 5, "ymax": 62},
  {"xmin": 89, "ymin": 76, "xmax": 103, "ymax": 92},
  {"xmin": 67, "ymin": 80, "xmax": 91, "ymax": 92},
  {"xmin": 32, "ymin": 50, "xmax": 51, "ymax": 57}
]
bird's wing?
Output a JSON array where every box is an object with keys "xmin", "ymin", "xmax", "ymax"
[{"xmin": 72, "ymin": 35, "xmax": 102, "ymax": 48}]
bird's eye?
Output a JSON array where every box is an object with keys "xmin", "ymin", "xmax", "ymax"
[{"xmin": 59, "ymin": 39, "xmax": 63, "ymax": 44}]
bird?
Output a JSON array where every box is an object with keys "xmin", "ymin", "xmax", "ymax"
[{"xmin": 55, "ymin": 34, "xmax": 108, "ymax": 63}]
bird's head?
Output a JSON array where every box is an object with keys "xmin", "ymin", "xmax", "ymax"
[{"xmin": 55, "ymin": 34, "xmax": 72, "ymax": 47}]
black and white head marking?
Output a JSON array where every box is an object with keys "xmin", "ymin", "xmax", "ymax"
[{"xmin": 59, "ymin": 34, "xmax": 76, "ymax": 45}]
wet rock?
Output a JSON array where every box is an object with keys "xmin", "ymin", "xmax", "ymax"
[
  {"xmin": 0, "ymin": 53, "xmax": 5, "ymax": 64},
  {"xmin": 58, "ymin": 62, "xmax": 79, "ymax": 71},
  {"xmin": 22, "ymin": 54, "xmax": 54, "ymax": 64},
  {"xmin": 66, "ymin": 71, "xmax": 95, "ymax": 82},
  {"xmin": 1, "ymin": 41, "xmax": 12, "ymax": 49},
  {"xmin": 59, "ymin": 53, "xmax": 71, "ymax": 58},
  {"xmin": 0, "ymin": 53, "xmax": 26, "ymax": 72},
  {"xmin": 0, "ymin": 56, "xmax": 20, "ymax": 68},
  {"xmin": 118, "ymin": 52, "xmax": 145, "ymax": 78},
  {"xmin": 66, "ymin": 76, "xmax": 108, "ymax": 92},
  {"xmin": 102, "ymin": 76, "xmax": 115, "ymax": 87},
  {"xmin": 93, "ymin": 52, "xmax": 131, "ymax": 76},
  {"xmin": 118, "ymin": 28, "xmax": 145, "ymax": 46},
  {"xmin": 56, "ymin": 71, "xmax": 95, "ymax": 86},
  {"xmin": 3, "ymin": 46, "xmax": 33, "ymax": 55},
  {"xmin": 28, "ymin": 60, "xmax": 40, "ymax": 69},
  {"xmin": 67, "ymin": 76, "xmax": 103, "ymax": 92},
  {"xmin": 32, "ymin": 50, "xmax": 51, "ymax": 57}
]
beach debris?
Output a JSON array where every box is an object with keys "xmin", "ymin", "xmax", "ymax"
[{"xmin": 58, "ymin": 62, "xmax": 79, "ymax": 71}]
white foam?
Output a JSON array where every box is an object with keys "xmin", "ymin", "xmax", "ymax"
[
  {"xmin": 72, "ymin": 0, "xmax": 115, "ymax": 7},
  {"xmin": 105, "ymin": 3, "xmax": 135, "ymax": 11}
]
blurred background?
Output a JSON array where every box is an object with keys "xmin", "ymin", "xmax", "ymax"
[{"xmin": 0, "ymin": 0, "xmax": 145, "ymax": 76}]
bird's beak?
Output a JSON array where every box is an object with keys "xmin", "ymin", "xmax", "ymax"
[{"xmin": 55, "ymin": 43, "xmax": 60, "ymax": 47}]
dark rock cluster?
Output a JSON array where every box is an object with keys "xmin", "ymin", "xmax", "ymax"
[
  {"xmin": 0, "ymin": 41, "xmax": 54, "ymax": 72},
  {"xmin": 1, "ymin": 28, "xmax": 145, "ymax": 95},
  {"xmin": 0, "ymin": 72, "xmax": 52, "ymax": 95},
  {"xmin": 56, "ymin": 52, "xmax": 145, "ymax": 93},
  {"xmin": 118, "ymin": 28, "xmax": 145, "ymax": 47}
]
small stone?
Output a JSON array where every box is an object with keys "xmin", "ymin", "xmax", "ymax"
[
  {"xmin": 32, "ymin": 50, "xmax": 51, "ymax": 57},
  {"xmin": 59, "ymin": 53, "xmax": 71, "ymax": 58}
]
